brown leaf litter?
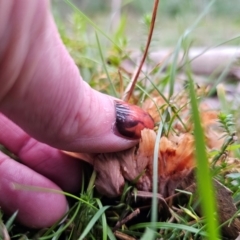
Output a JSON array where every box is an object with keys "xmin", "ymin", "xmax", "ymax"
[{"xmin": 65, "ymin": 91, "xmax": 240, "ymax": 238}]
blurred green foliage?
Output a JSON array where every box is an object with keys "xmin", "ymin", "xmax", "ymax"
[
  {"xmin": 52, "ymin": 0, "xmax": 240, "ymax": 19},
  {"xmin": 52, "ymin": 0, "xmax": 240, "ymax": 49}
]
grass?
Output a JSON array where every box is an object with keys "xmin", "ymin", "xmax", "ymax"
[
  {"xmin": 1, "ymin": 0, "xmax": 240, "ymax": 239},
  {"xmin": 188, "ymin": 70, "xmax": 220, "ymax": 239}
]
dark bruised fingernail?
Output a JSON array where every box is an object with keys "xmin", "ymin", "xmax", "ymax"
[{"xmin": 114, "ymin": 100, "xmax": 154, "ymax": 139}]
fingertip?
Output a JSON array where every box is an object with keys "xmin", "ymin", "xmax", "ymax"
[
  {"xmin": 59, "ymin": 88, "xmax": 154, "ymax": 152},
  {"xmin": 0, "ymin": 153, "xmax": 68, "ymax": 228},
  {"xmin": 0, "ymin": 114, "xmax": 83, "ymax": 193},
  {"xmin": 16, "ymin": 187, "xmax": 69, "ymax": 229},
  {"xmin": 114, "ymin": 100, "xmax": 155, "ymax": 139}
]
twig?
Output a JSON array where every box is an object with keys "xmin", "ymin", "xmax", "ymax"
[
  {"xmin": 113, "ymin": 209, "xmax": 140, "ymax": 231},
  {"xmin": 134, "ymin": 190, "xmax": 164, "ymax": 201},
  {"xmin": 123, "ymin": 65, "xmax": 139, "ymax": 101},
  {"xmin": 123, "ymin": 0, "xmax": 160, "ymax": 102},
  {"xmin": 114, "ymin": 231, "xmax": 136, "ymax": 240}
]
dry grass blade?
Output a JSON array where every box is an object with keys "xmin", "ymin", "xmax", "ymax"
[
  {"xmin": 62, "ymin": 151, "xmax": 94, "ymax": 165},
  {"xmin": 118, "ymin": 69, "xmax": 124, "ymax": 99},
  {"xmin": 123, "ymin": 0, "xmax": 160, "ymax": 102}
]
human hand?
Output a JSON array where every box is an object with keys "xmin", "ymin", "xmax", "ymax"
[{"xmin": 0, "ymin": 1, "xmax": 154, "ymax": 228}]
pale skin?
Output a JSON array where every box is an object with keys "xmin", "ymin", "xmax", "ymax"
[{"xmin": 0, "ymin": 0, "xmax": 148, "ymax": 228}]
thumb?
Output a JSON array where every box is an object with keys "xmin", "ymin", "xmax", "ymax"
[{"xmin": 0, "ymin": 1, "xmax": 154, "ymax": 153}]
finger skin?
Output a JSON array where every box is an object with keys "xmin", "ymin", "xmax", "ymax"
[
  {"xmin": 0, "ymin": 1, "xmax": 143, "ymax": 153},
  {"xmin": 0, "ymin": 114, "xmax": 83, "ymax": 193},
  {"xmin": 0, "ymin": 151, "xmax": 68, "ymax": 228}
]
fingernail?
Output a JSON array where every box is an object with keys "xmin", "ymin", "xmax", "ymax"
[{"xmin": 114, "ymin": 101, "xmax": 154, "ymax": 139}]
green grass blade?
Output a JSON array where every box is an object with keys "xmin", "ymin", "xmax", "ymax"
[
  {"xmin": 216, "ymin": 84, "xmax": 229, "ymax": 114},
  {"xmin": 149, "ymin": 110, "xmax": 168, "ymax": 239},
  {"xmin": 13, "ymin": 183, "xmax": 97, "ymax": 210},
  {"xmin": 151, "ymin": 115, "xmax": 164, "ymax": 223},
  {"xmin": 5, "ymin": 211, "xmax": 18, "ymax": 230},
  {"xmin": 87, "ymin": 170, "xmax": 97, "ymax": 195},
  {"xmin": 208, "ymin": 53, "xmax": 238, "ymax": 96},
  {"xmin": 130, "ymin": 222, "xmax": 207, "ymax": 236},
  {"xmin": 107, "ymin": 227, "xmax": 117, "ymax": 240},
  {"xmin": 51, "ymin": 224, "xmax": 64, "ymax": 240},
  {"xmin": 40, "ymin": 202, "xmax": 81, "ymax": 240},
  {"xmin": 179, "ymin": 34, "xmax": 240, "ymax": 71},
  {"xmin": 78, "ymin": 206, "xmax": 110, "ymax": 240},
  {"xmin": 140, "ymin": 228, "xmax": 156, "ymax": 240},
  {"xmin": 169, "ymin": 0, "xmax": 215, "ymax": 98},
  {"xmin": 169, "ymin": 40, "xmax": 181, "ymax": 98},
  {"xmin": 64, "ymin": 0, "xmax": 121, "ymax": 50},
  {"xmin": 96, "ymin": 199, "xmax": 108, "ymax": 240},
  {"xmin": 95, "ymin": 32, "xmax": 118, "ymax": 97},
  {"xmin": 188, "ymin": 71, "xmax": 220, "ymax": 239}
]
